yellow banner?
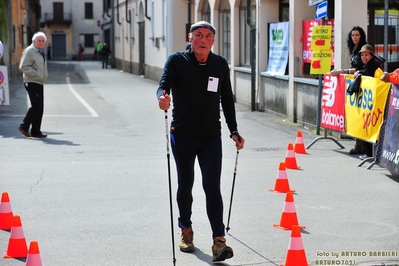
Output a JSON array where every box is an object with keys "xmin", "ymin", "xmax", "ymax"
[
  {"xmin": 310, "ymin": 50, "xmax": 332, "ymax": 74},
  {"xmin": 310, "ymin": 25, "xmax": 332, "ymax": 50},
  {"xmin": 345, "ymin": 76, "xmax": 391, "ymax": 143}
]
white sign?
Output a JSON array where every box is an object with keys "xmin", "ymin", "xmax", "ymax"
[
  {"xmin": 266, "ymin": 22, "xmax": 289, "ymax": 76},
  {"xmin": 309, "ymin": 0, "xmax": 324, "ymax": 7},
  {"xmin": 315, "ymin": 1, "xmax": 328, "ymax": 19},
  {"xmin": 0, "ymin": 40, "xmax": 3, "ymax": 59},
  {"xmin": 0, "ymin": 66, "xmax": 10, "ymax": 105},
  {"xmin": 51, "ymin": 30, "xmax": 67, "ymax": 34}
]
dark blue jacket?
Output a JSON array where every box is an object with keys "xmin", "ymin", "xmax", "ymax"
[{"xmin": 157, "ymin": 50, "xmax": 238, "ymax": 138}]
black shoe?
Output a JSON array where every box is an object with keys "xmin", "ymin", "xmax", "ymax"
[
  {"xmin": 212, "ymin": 237, "xmax": 234, "ymax": 262},
  {"xmin": 31, "ymin": 133, "xmax": 47, "ymax": 138},
  {"xmin": 18, "ymin": 126, "xmax": 31, "ymax": 137}
]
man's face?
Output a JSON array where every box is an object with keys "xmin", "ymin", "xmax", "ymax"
[
  {"xmin": 189, "ymin": 28, "xmax": 214, "ymax": 57},
  {"xmin": 34, "ymin": 36, "xmax": 46, "ymax": 49}
]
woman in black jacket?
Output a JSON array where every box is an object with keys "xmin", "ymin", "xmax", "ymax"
[{"xmin": 330, "ymin": 26, "xmax": 368, "ymax": 154}]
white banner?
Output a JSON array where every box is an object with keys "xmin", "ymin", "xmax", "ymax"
[
  {"xmin": 0, "ymin": 66, "xmax": 10, "ymax": 105},
  {"xmin": 266, "ymin": 22, "xmax": 289, "ymax": 76}
]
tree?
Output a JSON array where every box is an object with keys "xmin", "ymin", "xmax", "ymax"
[{"xmin": 0, "ymin": 0, "xmax": 7, "ymax": 40}]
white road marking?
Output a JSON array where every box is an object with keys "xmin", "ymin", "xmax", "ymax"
[
  {"xmin": 66, "ymin": 76, "xmax": 99, "ymax": 117},
  {"xmin": 0, "ymin": 77, "xmax": 99, "ymax": 118}
]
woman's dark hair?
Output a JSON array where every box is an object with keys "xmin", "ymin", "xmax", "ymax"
[{"xmin": 347, "ymin": 26, "xmax": 367, "ymax": 55}]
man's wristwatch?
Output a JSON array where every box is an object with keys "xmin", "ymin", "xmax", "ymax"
[{"xmin": 230, "ymin": 131, "xmax": 241, "ymax": 139}]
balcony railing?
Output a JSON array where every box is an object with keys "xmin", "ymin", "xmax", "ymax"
[{"xmin": 44, "ymin": 13, "xmax": 72, "ymax": 26}]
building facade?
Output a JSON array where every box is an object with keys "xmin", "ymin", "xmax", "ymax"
[
  {"xmin": 1, "ymin": 0, "xmax": 41, "ymax": 78},
  {"xmin": 40, "ymin": 0, "xmax": 103, "ymax": 60},
  {"xmin": 106, "ymin": 0, "xmax": 397, "ymax": 127},
  {"xmin": 1, "ymin": 0, "xmax": 104, "ymax": 75},
  {"xmin": 4, "ymin": 0, "xmax": 394, "ymax": 128}
]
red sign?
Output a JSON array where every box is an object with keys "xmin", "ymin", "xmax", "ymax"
[
  {"xmin": 321, "ymin": 74, "xmax": 345, "ymax": 132},
  {"xmin": 302, "ymin": 19, "xmax": 335, "ymax": 64},
  {"xmin": 0, "ymin": 71, "xmax": 4, "ymax": 85}
]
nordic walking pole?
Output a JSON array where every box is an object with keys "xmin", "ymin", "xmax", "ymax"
[
  {"xmin": 226, "ymin": 149, "xmax": 239, "ymax": 233},
  {"xmin": 163, "ymin": 92, "xmax": 176, "ymax": 265}
]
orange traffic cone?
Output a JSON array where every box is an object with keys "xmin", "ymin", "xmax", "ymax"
[
  {"xmin": 269, "ymin": 162, "xmax": 295, "ymax": 193},
  {"xmin": 273, "ymin": 192, "xmax": 305, "ymax": 230},
  {"xmin": 26, "ymin": 241, "xmax": 42, "ymax": 266},
  {"xmin": 281, "ymin": 225, "xmax": 309, "ymax": 266},
  {"xmin": 294, "ymin": 131, "xmax": 307, "ymax": 154},
  {"xmin": 0, "ymin": 192, "xmax": 14, "ymax": 230},
  {"xmin": 4, "ymin": 215, "xmax": 28, "ymax": 258},
  {"xmin": 285, "ymin": 143, "xmax": 300, "ymax": 169}
]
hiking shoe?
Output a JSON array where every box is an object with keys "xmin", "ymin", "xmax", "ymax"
[
  {"xmin": 349, "ymin": 139, "xmax": 366, "ymax": 154},
  {"xmin": 179, "ymin": 228, "xmax": 195, "ymax": 252},
  {"xmin": 212, "ymin": 236, "xmax": 234, "ymax": 261}
]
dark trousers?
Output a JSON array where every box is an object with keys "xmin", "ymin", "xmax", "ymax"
[
  {"xmin": 102, "ymin": 55, "xmax": 109, "ymax": 68},
  {"xmin": 364, "ymin": 141, "xmax": 373, "ymax": 157},
  {"xmin": 170, "ymin": 134, "xmax": 225, "ymax": 238},
  {"xmin": 21, "ymin": 82, "xmax": 44, "ymax": 135}
]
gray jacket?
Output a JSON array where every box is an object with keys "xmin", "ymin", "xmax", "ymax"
[{"xmin": 19, "ymin": 43, "xmax": 48, "ymax": 85}]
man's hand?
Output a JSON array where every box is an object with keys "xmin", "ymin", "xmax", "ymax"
[
  {"xmin": 232, "ymin": 135, "xmax": 245, "ymax": 150},
  {"xmin": 159, "ymin": 92, "xmax": 171, "ymax": 111},
  {"xmin": 380, "ymin": 72, "xmax": 390, "ymax": 82}
]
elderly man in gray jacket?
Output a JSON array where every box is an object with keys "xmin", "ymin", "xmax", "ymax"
[{"xmin": 18, "ymin": 32, "xmax": 49, "ymax": 138}]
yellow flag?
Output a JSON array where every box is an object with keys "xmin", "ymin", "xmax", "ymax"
[
  {"xmin": 374, "ymin": 67, "xmax": 384, "ymax": 79},
  {"xmin": 345, "ymin": 75, "xmax": 391, "ymax": 143}
]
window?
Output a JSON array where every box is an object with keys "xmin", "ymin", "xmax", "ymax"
[
  {"xmin": 240, "ymin": 0, "xmax": 256, "ymax": 66},
  {"xmin": 84, "ymin": 34, "xmax": 94, "ymax": 47},
  {"xmin": 85, "ymin": 3, "xmax": 93, "ymax": 19},
  {"xmin": 373, "ymin": 9, "xmax": 399, "ymax": 66},
  {"xmin": 202, "ymin": 1, "xmax": 210, "ymax": 23},
  {"xmin": 279, "ymin": 0, "xmax": 289, "ymax": 21},
  {"xmin": 36, "ymin": 3, "xmax": 41, "ymax": 19},
  {"xmin": 53, "ymin": 2, "xmax": 63, "ymax": 21},
  {"xmin": 20, "ymin": 25, "xmax": 24, "ymax": 47},
  {"xmin": 219, "ymin": 0, "xmax": 230, "ymax": 63},
  {"xmin": 12, "ymin": 25, "xmax": 16, "ymax": 52}
]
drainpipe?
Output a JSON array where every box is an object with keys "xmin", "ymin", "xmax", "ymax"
[
  {"xmin": 247, "ymin": 0, "xmax": 256, "ymax": 111},
  {"xmin": 107, "ymin": 0, "xmax": 112, "ymax": 18},
  {"xmin": 126, "ymin": 0, "xmax": 132, "ymax": 73},
  {"xmin": 145, "ymin": 0, "xmax": 151, "ymax": 21},
  {"xmin": 186, "ymin": 0, "xmax": 191, "ymax": 41},
  {"xmin": 384, "ymin": 0, "xmax": 388, "ymax": 70},
  {"xmin": 111, "ymin": 0, "xmax": 115, "ymax": 68},
  {"xmin": 187, "ymin": 0, "xmax": 191, "ymax": 23},
  {"xmin": 116, "ymin": 0, "xmax": 121, "ymax": 25},
  {"xmin": 126, "ymin": 0, "xmax": 131, "ymax": 23}
]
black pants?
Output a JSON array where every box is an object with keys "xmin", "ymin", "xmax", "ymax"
[
  {"xmin": 102, "ymin": 55, "xmax": 109, "ymax": 68},
  {"xmin": 364, "ymin": 142, "xmax": 373, "ymax": 157},
  {"xmin": 20, "ymin": 82, "xmax": 44, "ymax": 135},
  {"xmin": 170, "ymin": 134, "xmax": 225, "ymax": 239}
]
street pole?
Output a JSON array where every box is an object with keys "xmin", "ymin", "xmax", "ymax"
[{"xmin": 315, "ymin": 17, "xmax": 325, "ymax": 135}]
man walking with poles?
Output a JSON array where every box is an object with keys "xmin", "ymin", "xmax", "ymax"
[{"xmin": 157, "ymin": 21, "xmax": 244, "ymax": 262}]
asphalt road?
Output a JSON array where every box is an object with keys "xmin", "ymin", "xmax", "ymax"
[{"xmin": 0, "ymin": 61, "xmax": 398, "ymax": 266}]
